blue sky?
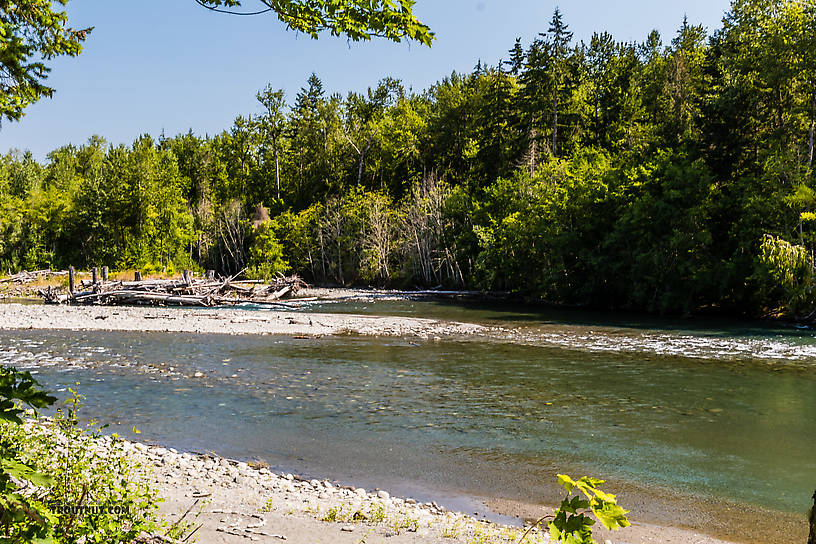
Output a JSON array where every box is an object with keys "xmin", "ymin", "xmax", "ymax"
[{"xmin": 0, "ymin": 0, "xmax": 732, "ymax": 161}]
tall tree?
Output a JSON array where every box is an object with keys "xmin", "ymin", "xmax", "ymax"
[
  {"xmin": 546, "ymin": 8, "xmax": 574, "ymax": 157},
  {"xmin": 505, "ymin": 37, "xmax": 525, "ymax": 76},
  {"xmin": 256, "ymin": 85, "xmax": 287, "ymax": 201}
]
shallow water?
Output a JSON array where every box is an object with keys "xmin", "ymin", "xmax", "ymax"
[{"xmin": 2, "ymin": 302, "xmax": 815, "ymax": 539}]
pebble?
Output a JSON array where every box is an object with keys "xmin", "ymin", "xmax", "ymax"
[{"xmin": 20, "ymin": 419, "xmax": 522, "ymax": 544}]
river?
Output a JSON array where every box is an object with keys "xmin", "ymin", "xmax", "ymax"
[{"xmin": 2, "ymin": 299, "xmax": 814, "ymax": 542}]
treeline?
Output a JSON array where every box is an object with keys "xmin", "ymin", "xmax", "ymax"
[{"xmin": 2, "ymin": 0, "xmax": 816, "ymax": 317}]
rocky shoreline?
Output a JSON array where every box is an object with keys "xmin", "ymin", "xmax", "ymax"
[
  {"xmin": 0, "ymin": 302, "xmax": 486, "ymax": 339},
  {"xmin": 17, "ymin": 417, "xmax": 744, "ymax": 544},
  {"xmin": 21, "ymin": 418, "xmax": 543, "ymax": 544}
]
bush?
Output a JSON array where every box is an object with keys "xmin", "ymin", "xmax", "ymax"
[
  {"xmin": 246, "ymin": 223, "xmax": 289, "ymax": 281},
  {"xmin": 520, "ymin": 474, "xmax": 630, "ymax": 544},
  {"xmin": 1, "ymin": 370, "xmax": 164, "ymax": 543}
]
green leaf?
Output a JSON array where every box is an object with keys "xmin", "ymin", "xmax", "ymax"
[
  {"xmin": 557, "ymin": 473, "xmax": 577, "ymax": 494},
  {"xmin": 591, "ymin": 499, "xmax": 631, "ymax": 531},
  {"xmin": 1, "ymin": 457, "xmax": 54, "ymax": 488}
]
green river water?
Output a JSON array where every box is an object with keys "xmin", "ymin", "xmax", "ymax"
[{"xmin": 2, "ymin": 299, "xmax": 814, "ymax": 542}]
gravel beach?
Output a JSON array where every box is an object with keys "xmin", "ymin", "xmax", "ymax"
[
  {"xmin": 0, "ymin": 302, "xmax": 486, "ymax": 338},
  {"xmin": 19, "ymin": 419, "xmax": 740, "ymax": 544}
]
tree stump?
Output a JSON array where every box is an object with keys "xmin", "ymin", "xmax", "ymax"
[
  {"xmin": 92, "ymin": 267, "xmax": 98, "ymax": 285},
  {"xmin": 102, "ymin": 266, "xmax": 109, "ymax": 283},
  {"xmin": 68, "ymin": 266, "xmax": 75, "ymax": 295},
  {"xmin": 135, "ymin": 271, "xmax": 142, "ymax": 281}
]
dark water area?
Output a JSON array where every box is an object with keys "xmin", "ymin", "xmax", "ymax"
[{"xmin": 2, "ymin": 301, "xmax": 815, "ymax": 541}]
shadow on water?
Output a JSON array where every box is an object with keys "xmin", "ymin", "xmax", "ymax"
[{"xmin": 272, "ymin": 296, "xmax": 813, "ymax": 339}]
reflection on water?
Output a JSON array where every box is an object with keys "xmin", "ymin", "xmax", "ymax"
[{"xmin": 2, "ymin": 315, "xmax": 815, "ymax": 519}]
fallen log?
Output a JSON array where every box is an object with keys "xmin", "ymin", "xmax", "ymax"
[{"xmin": 37, "ymin": 267, "xmax": 306, "ymax": 307}]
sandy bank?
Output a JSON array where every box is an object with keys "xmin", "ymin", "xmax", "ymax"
[{"xmin": 0, "ymin": 303, "xmax": 486, "ymax": 338}]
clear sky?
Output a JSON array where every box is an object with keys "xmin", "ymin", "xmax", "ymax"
[{"xmin": 0, "ymin": 0, "xmax": 733, "ymax": 161}]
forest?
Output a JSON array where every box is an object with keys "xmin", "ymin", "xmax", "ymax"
[{"xmin": 2, "ymin": 0, "xmax": 816, "ymax": 318}]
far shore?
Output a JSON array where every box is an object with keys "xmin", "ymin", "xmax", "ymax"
[{"xmin": 0, "ymin": 301, "xmax": 487, "ymax": 339}]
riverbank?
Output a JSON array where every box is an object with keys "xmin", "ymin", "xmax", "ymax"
[
  {"xmin": 18, "ymin": 417, "xmax": 739, "ymax": 544},
  {"xmin": 0, "ymin": 302, "xmax": 486, "ymax": 338},
  {"xmin": 2, "ymin": 303, "xmax": 812, "ymax": 543}
]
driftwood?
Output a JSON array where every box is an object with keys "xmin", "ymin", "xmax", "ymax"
[
  {"xmin": 0, "ymin": 269, "xmax": 70, "ymax": 283},
  {"xmin": 38, "ymin": 269, "xmax": 306, "ymax": 307}
]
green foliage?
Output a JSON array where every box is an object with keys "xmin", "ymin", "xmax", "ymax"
[
  {"xmin": 197, "ymin": 0, "xmax": 434, "ymax": 45},
  {"xmin": 1, "ymin": 378, "xmax": 166, "ymax": 543},
  {"xmin": 0, "ymin": 368, "xmax": 56, "ymax": 424},
  {"xmin": 247, "ymin": 223, "xmax": 289, "ymax": 280},
  {"xmin": 547, "ymin": 475, "xmax": 630, "ymax": 544},
  {"xmin": 758, "ymin": 234, "xmax": 816, "ymax": 316},
  {"xmin": 0, "ymin": 1, "xmax": 91, "ymax": 123},
  {"xmin": 0, "ymin": 367, "xmax": 58, "ymax": 542},
  {"xmin": 4, "ymin": 0, "xmax": 816, "ymax": 316}
]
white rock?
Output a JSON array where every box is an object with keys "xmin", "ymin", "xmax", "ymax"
[
  {"xmin": 354, "ymin": 488, "xmax": 366, "ymax": 496},
  {"xmin": 377, "ymin": 490, "xmax": 390, "ymax": 500}
]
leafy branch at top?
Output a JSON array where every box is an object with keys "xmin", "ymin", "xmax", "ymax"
[
  {"xmin": 196, "ymin": 0, "xmax": 434, "ymax": 45},
  {"xmin": 0, "ymin": 0, "xmax": 92, "ymax": 123}
]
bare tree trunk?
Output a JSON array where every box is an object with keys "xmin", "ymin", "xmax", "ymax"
[
  {"xmin": 273, "ymin": 134, "xmax": 281, "ymax": 200},
  {"xmin": 318, "ymin": 226, "xmax": 326, "ymax": 283},
  {"xmin": 809, "ymin": 92, "xmax": 815, "ymax": 170},
  {"xmin": 357, "ymin": 136, "xmax": 373, "ymax": 187},
  {"xmin": 337, "ymin": 237, "xmax": 343, "ymax": 286},
  {"xmin": 552, "ymin": 89, "xmax": 559, "ymax": 158}
]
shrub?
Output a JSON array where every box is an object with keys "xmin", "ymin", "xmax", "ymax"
[{"xmin": 246, "ymin": 223, "xmax": 289, "ymax": 281}]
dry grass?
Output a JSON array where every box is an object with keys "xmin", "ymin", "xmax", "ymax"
[{"xmin": 108, "ymin": 269, "xmax": 182, "ymax": 282}]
